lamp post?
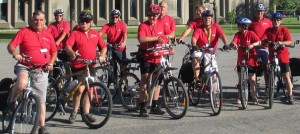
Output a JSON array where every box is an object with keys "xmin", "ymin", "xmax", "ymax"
[{"xmin": 204, "ymin": 0, "xmax": 218, "ymax": 23}]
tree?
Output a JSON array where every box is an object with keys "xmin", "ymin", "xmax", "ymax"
[
  {"xmin": 69, "ymin": 0, "xmax": 76, "ymax": 29},
  {"xmin": 226, "ymin": 9, "xmax": 236, "ymax": 31}
]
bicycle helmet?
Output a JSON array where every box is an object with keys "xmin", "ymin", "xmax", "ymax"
[
  {"xmin": 272, "ymin": 12, "xmax": 283, "ymax": 20},
  {"xmin": 79, "ymin": 10, "xmax": 93, "ymax": 21},
  {"xmin": 201, "ymin": 10, "xmax": 214, "ymax": 18},
  {"xmin": 110, "ymin": 9, "xmax": 121, "ymax": 16},
  {"xmin": 236, "ymin": 17, "xmax": 252, "ymax": 29},
  {"xmin": 255, "ymin": 3, "xmax": 266, "ymax": 11},
  {"xmin": 146, "ymin": 4, "xmax": 161, "ymax": 16},
  {"xmin": 53, "ymin": 9, "xmax": 64, "ymax": 15}
]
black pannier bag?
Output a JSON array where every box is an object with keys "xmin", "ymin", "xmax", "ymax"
[
  {"xmin": 290, "ymin": 58, "xmax": 300, "ymax": 76},
  {"xmin": 0, "ymin": 78, "xmax": 14, "ymax": 114},
  {"xmin": 179, "ymin": 61, "xmax": 194, "ymax": 83}
]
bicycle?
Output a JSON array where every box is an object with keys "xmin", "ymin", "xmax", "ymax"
[
  {"xmin": 2, "ymin": 55, "xmax": 42, "ymax": 134},
  {"xmin": 118, "ymin": 52, "xmax": 141, "ymax": 111},
  {"xmin": 45, "ymin": 58, "xmax": 112, "ymax": 129},
  {"xmin": 181, "ymin": 42, "xmax": 223, "ymax": 115}
]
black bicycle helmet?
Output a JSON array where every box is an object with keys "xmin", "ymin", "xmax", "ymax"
[
  {"xmin": 79, "ymin": 10, "xmax": 93, "ymax": 21},
  {"xmin": 202, "ymin": 10, "xmax": 214, "ymax": 18},
  {"xmin": 236, "ymin": 17, "xmax": 252, "ymax": 29},
  {"xmin": 54, "ymin": 9, "xmax": 64, "ymax": 15},
  {"xmin": 110, "ymin": 9, "xmax": 121, "ymax": 16},
  {"xmin": 272, "ymin": 12, "xmax": 283, "ymax": 20},
  {"xmin": 255, "ymin": 3, "xmax": 266, "ymax": 11}
]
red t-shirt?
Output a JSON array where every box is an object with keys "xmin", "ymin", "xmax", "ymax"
[
  {"xmin": 192, "ymin": 23, "xmax": 224, "ymax": 50},
  {"xmin": 9, "ymin": 27, "xmax": 57, "ymax": 67},
  {"xmin": 99, "ymin": 21, "xmax": 127, "ymax": 51},
  {"xmin": 232, "ymin": 30, "xmax": 260, "ymax": 67},
  {"xmin": 159, "ymin": 14, "xmax": 176, "ymax": 33},
  {"xmin": 188, "ymin": 18, "xmax": 203, "ymax": 29},
  {"xmin": 261, "ymin": 26, "xmax": 292, "ymax": 63},
  {"xmin": 138, "ymin": 20, "xmax": 172, "ymax": 63},
  {"xmin": 249, "ymin": 17, "xmax": 272, "ymax": 49},
  {"xmin": 67, "ymin": 29, "xmax": 106, "ymax": 68},
  {"xmin": 47, "ymin": 21, "xmax": 70, "ymax": 49}
]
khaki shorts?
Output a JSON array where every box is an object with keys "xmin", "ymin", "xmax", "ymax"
[{"xmin": 14, "ymin": 63, "xmax": 48, "ymax": 103}]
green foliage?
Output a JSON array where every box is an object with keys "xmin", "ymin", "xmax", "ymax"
[
  {"xmin": 226, "ymin": 9, "xmax": 236, "ymax": 24},
  {"xmin": 271, "ymin": 0, "xmax": 300, "ymax": 15}
]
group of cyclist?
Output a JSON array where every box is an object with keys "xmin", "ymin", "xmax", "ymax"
[{"xmin": 5, "ymin": 0, "xmax": 296, "ymax": 133}]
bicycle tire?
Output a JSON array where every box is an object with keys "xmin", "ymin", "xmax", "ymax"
[
  {"xmin": 162, "ymin": 77, "xmax": 188, "ymax": 119},
  {"xmin": 118, "ymin": 73, "xmax": 140, "ymax": 111},
  {"xmin": 239, "ymin": 66, "xmax": 248, "ymax": 109},
  {"xmin": 10, "ymin": 93, "xmax": 41, "ymax": 134},
  {"xmin": 268, "ymin": 66, "xmax": 275, "ymax": 108},
  {"xmin": 45, "ymin": 76, "xmax": 59, "ymax": 122},
  {"xmin": 80, "ymin": 82, "xmax": 112, "ymax": 129},
  {"xmin": 187, "ymin": 82, "xmax": 200, "ymax": 106},
  {"xmin": 208, "ymin": 71, "xmax": 222, "ymax": 115},
  {"xmin": 95, "ymin": 67, "xmax": 118, "ymax": 100}
]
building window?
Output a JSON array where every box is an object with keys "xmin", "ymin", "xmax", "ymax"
[
  {"xmin": 35, "ymin": 0, "xmax": 42, "ymax": 10},
  {"xmin": 84, "ymin": 0, "xmax": 90, "ymax": 10},
  {"xmin": 162, "ymin": 0, "xmax": 179, "ymax": 17},
  {"xmin": 18, "ymin": 0, "xmax": 25, "ymax": 21},
  {"xmin": 99, "ymin": 0, "xmax": 106, "ymax": 18},
  {"xmin": 130, "ymin": 0, "xmax": 137, "ymax": 18},
  {"xmin": 0, "ymin": 0, "xmax": 7, "ymax": 21},
  {"xmin": 115, "ymin": 0, "xmax": 122, "ymax": 13}
]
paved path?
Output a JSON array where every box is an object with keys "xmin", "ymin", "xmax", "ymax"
[{"xmin": 1, "ymin": 34, "xmax": 300, "ymax": 134}]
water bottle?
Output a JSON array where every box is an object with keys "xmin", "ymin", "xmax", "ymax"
[{"xmin": 64, "ymin": 80, "xmax": 78, "ymax": 94}]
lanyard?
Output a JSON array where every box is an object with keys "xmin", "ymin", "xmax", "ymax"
[{"xmin": 204, "ymin": 27, "xmax": 212, "ymax": 44}]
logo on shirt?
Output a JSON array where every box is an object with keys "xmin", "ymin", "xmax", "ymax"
[
  {"xmin": 42, "ymin": 38, "xmax": 50, "ymax": 42},
  {"xmin": 263, "ymin": 23, "xmax": 268, "ymax": 25},
  {"xmin": 60, "ymin": 28, "xmax": 64, "ymax": 31},
  {"xmin": 158, "ymin": 32, "xmax": 163, "ymax": 35},
  {"xmin": 165, "ymin": 23, "xmax": 169, "ymax": 26},
  {"xmin": 90, "ymin": 34, "xmax": 97, "ymax": 38},
  {"xmin": 117, "ymin": 29, "xmax": 122, "ymax": 32}
]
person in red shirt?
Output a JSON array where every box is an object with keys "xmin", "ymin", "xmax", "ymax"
[
  {"xmin": 7, "ymin": 10, "xmax": 57, "ymax": 134},
  {"xmin": 47, "ymin": 9, "xmax": 70, "ymax": 61},
  {"xmin": 177, "ymin": 4, "xmax": 205, "ymax": 43},
  {"xmin": 99, "ymin": 9, "xmax": 128, "ymax": 75},
  {"xmin": 65, "ymin": 10, "xmax": 107, "ymax": 123},
  {"xmin": 137, "ymin": 4, "xmax": 174, "ymax": 117},
  {"xmin": 230, "ymin": 17, "xmax": 261, "ymax": 105},
  {"xmin": 248, "ymin": 3, "xmax": 273, "ymax": 91},
  {"xmin": 191, "ymin": 10, "xmax": 229, "ymax": 88},
  {"xmin": 159, "ymin": 1, "xmax": 176, "ymax": 35},
  {"xmin": 261, "ymin": 12, "xmax": 294, "ymax": 104}
]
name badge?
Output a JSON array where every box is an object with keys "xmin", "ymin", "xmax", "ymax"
[{"xmin": 40, "ymin": 48, "xmax": 48, "ymax": 53}]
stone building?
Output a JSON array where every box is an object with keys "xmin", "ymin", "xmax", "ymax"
[{"xmin": 0, "ymin": 0, "xmax": 271, "ymax": 29}]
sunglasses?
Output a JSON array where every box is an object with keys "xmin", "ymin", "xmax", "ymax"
[
  {"xmin": 272, "ymin": 19, "xmax": 282, "ymax": 21},
  {"xmin": 55, "ymin": 14, "xmax": 63, "ymax": 17},
  {"xmin": 112, "ymin": 16, "xmax": 120, "ymax": 18},
  {"xmin": 80, "ymin": 19, "xmax": 91, "ymax": 23},
  {"xmin": 148, "ymin": 14, "xmax": 159, "ymax": 17}
]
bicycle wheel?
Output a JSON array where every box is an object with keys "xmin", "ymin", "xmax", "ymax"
[
  {"xmin": 239, "ymin": 66, "xmax": 248, "ymax": 109},
  {"xmin": 80, "ymin": 82, "xmax": 112, "ymax": 129},
  {"xmin": 268, "ymin": 66, "xmax": 275, "ymax": 108},
  {"xmin": 118, "ymin": 73, "xmax": 140, "ymax": 111},
  {"xmin": 10, "ymin": 93, "xmax": 41, "ymax": 134},
  {"xmin": 45, "ymin": 76, "xmax": 59, "ymax": 122},
  {"xmin": 162, "ymin": 77, "xmax": 188, "ymax": 119},
  {"xmin": 95, "ymin": 67, "xmax": 118, "ymax": 100},
  {"xmin": 187, "ymin": 82, "xmax": 200, "ymax": 106},
  {"xmin": 208, "ymin": 71, "xmax": 222, "ymax": 115}
]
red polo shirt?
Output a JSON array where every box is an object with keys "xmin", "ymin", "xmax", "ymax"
[
  {"xmin": 138, "ymin": 20, "xmax": 172, "ymax": 63},
  {"xmin": 188, "ymin": 18, "xmax": 203, "ymax": 29},
  {"xmin": 159, "ymin": 14, "xmax": 176, "ymax": 33},
  {"xmin": 192, "ymin": 23, "xmax": 224, "ymax": 49},
  {"xmin": 232, "ymin": 30, "xmax": 260, "ymax": 67},
  {"xmin": 249, "ymin": 17, "xmax": 273, "ymax": 39},
  {"xmin": 9, "ymin": 27, "xmax": 57, "ymax": 66},
  {"xmin": 99, "ymin": 21, "xmax": 127, "ymax": 51},
  {"xmin": 47, "ymin": 20, "xmax": 70, "ymax": 49},
  {"xmin": 262, "ymin": 26, "xmax": 292, "ymax": 63},
  {"xmin": 67, "ymin": 29, "xmax": 106, "ymax": 68}
]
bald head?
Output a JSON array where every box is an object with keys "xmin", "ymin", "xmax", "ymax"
[{"xmin": 159, "ymin": 0, "xmax": 168, "ymax": 15}]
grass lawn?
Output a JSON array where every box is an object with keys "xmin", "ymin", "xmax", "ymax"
[{"xmin": 1, "ymin": 17, "xmax": 300, "ymax": 43}]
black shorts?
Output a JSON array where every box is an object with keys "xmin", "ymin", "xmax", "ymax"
[
  {"xmin": 112, "ymin": 49, "xmax": 126, "ymax": 63},
  {"xmin": 237, "ymin": 66, "xmax": 257, "ymax": 74},
  {"xmin": 57, "ymin": 50, "xmax": 70, "ymax": 62},
  {"xmin": 279, "ymin": 63, "xmax": 290, "ymax": 73},
  {"xmin": 140, "ymin": 61, "xmax": 159, "ymax": 74}
]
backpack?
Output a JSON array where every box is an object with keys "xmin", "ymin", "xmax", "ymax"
[
  {"xmin": 179, "ymin": 61, "xmax": 194, "ymax": 83},
  {"xmin": 290, "ymin": 58, "xmax": 300, "ymax": 76},
  {"xmin": 0, "ymin": 78, "xmax": 14, "ymax": 113}
]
